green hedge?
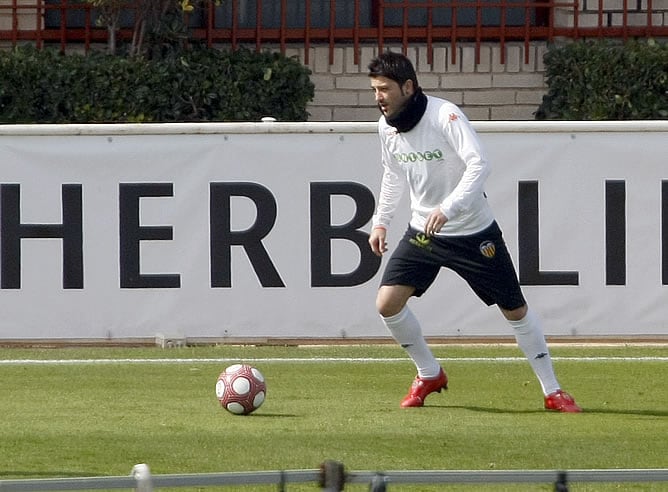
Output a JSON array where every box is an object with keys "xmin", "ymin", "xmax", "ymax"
[
  {"xmin": 0, "ymin": 46, "xmax": 314, "ymax": 123},
  {"xmin": 536, "ymin": 39, "xmax": 668, "ymax": 120}
]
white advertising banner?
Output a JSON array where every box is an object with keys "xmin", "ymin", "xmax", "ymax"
[{"xmin": 0, "ymin": 121, "xmax": 666, "ymax": 340}]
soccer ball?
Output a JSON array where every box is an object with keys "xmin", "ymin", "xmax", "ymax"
[{"xmin": 215, "ymin": 364, "xmax": 266, "ymax": 415}]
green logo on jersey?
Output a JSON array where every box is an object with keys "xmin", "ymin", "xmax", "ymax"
[{"xmin": 394, "ymin": 149, "xmax": 443, "ymax": 164}]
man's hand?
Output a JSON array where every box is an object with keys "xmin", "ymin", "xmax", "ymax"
[
  {"xmin": 369, "ymin": 226, "xmax": 388, "ymax": 257},
  {"xmin": 424, "ymin": 209, "xmax": 448, "ymax": 237}
]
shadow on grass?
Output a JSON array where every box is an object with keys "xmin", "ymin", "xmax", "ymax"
[
  {"xmin": 430, "ymin": 405, "xmax": 668, "ymax": 417},
  {"xmin": 431, "ymin": 405, "xmax": 544, "ymax": 414},
  {"xmin": 577, "ymin": 407, "xmax": 668, "ymax": 417},
  {"xmin": 248, "ymin": 413, "xmax": 300, "ymax": 418}
]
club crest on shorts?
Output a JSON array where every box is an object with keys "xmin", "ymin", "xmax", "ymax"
[
  {"xmin": 479, "ymin": 240, "xmax": 496, "ymax": 258},
  {"xmin": 409, "ymin": 232, "xmax": 432, "ymax": 251}
]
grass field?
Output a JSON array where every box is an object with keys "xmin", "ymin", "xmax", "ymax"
[{"xmin": 0, "ymin": 343, "xmax": 666, "ymax": 491}]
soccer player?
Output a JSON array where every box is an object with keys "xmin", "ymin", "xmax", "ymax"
[{"xmin": 367, "ymin": 52, "xmax": 581, "ymax": 412}]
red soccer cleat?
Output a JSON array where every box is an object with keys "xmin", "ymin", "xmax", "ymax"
[
  {"xmin": 400, "ymin": 368, "xmax": 448, "ymax": 408},
  {"xmin": 544, "ymin": 389, "xmax": 582, "ymax": 413}
]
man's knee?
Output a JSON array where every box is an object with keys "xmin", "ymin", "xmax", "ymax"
[
  {"xmin": 376, "ymin": 297, "xmax": 402, "ymax": 318},
  {"xmin": 500, "ymin": 303, "xmax": 528, "ymax": 322},
  {"xmin": 376, "ymin": 285, "xmax": 414, "ymax": 318}
]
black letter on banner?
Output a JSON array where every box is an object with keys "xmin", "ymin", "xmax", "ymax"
[
  {"xmin": 517, "ymin": 181, "xmax": 579, "ymax": 285},
  {"xmin": 310, "ymin": 182, "xmax": 381, "ymax": 287},
  {"xmin": 1, "ymin": 183, "xmax": 83, "ymax": 289},
  {"xmin": 210, "ymin": 182, "xmax": 284, "ymax": 288},
  {"xmin": 605, "ymin": 180, "xmax": 626, "ymax": 285},
  {"xmin": 119, "ymin": 183, "xmax": 180, "ymax": 289},
  {"xmin": 663, "ymin": 181, "xmax": 668, "ymax": 285}
]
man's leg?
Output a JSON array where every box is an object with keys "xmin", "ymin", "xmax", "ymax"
[
  {"xmin": 377, "ymin": 285, "xmax": 441, "ymax": 378},
  {"xmin": 502, "ymin": 304, "xmax": 581, "ymax": 412},
  {"xmin": 501, "ymin": 304, "xmax": 560, "ymax": 395},
  {"xmin": 377, "ymin": 285, "xmax": 447, "ymax": 407}
]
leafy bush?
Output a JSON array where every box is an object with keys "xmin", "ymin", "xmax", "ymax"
[
  {"xmin": 0, "ymin": 46, "xmax": 314, "ymax": 123},
  {"xmin": 536, "ymin": 39, "xmax": 667, "ymax": 120}
]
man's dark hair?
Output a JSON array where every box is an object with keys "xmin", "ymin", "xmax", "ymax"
[{"xmin": 367, "ymin": 51, "xmax": 419, "ymax": 88}]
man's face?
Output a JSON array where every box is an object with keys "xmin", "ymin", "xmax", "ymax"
[{"xmin": 370, "ymin": 76, "xmax": 414, "ymax": 120}]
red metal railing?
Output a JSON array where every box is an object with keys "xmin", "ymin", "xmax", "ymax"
[{"xmin": 1, "ymin": 0, "xmax": 666, "ymax": 65}]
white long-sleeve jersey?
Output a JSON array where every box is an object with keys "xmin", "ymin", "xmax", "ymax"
[{"xmin": 372, "ymin": 95, "xmax": 495, "ymax": 236}]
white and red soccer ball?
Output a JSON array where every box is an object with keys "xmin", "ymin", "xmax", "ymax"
[{"xmin": 216, "ymin": 364, "xmax": 266, "ymax": 415}]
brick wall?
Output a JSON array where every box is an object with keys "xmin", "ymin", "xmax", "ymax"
[{"xmin": 284, "ymin": 42, "xmax": 549, "ymax": 122}]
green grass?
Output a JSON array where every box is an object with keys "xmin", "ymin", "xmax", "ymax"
[{"xmin": 0, "ymin": 344, "xmax": 666, "ymax": 491}]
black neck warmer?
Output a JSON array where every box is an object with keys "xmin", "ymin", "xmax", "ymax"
[{"xmin": 384, "ymin": 87, "xmax": 428, "ymax": 133}]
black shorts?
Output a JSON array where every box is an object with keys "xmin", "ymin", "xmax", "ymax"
[{"xmin": 380, "ymin": 221, "xmax": 526, "ymax": 311}]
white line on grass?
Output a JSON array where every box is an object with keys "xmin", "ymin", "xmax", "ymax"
[{"xmin": 0, "ymin": 356, "xmax": 666, "ymax": 365}]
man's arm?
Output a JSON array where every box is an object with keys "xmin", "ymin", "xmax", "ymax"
[
  {"xmin": 372, "ymin": 142, "xmax": 405, "ymax": 229},
  {"xmin": 439, "ymin": 110, "xmax": 491, "ymax": 221}
]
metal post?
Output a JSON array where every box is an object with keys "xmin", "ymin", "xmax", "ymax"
[
  {"xmin": 555, "ymin": 471, "xmax": 569, "ymax": 492},
  {"xmin": 369, "ymin": 473, "xmax": 388, "ymax": 491},
  {"xmin": 319, "ymin": 460, "xmax": 346, "ymax": 491}
]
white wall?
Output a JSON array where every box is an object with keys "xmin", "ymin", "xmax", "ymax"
[{"xmin": 0, "ymin": 121, "xmax": 666, "ymax": 341}]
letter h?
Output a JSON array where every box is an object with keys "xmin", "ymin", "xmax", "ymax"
[{"xmin": 1, "ymin": 184, "xmax": 83, "ymax": 289}]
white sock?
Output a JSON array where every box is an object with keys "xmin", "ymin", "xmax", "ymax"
[
  {"xmin": 382, "ymin": 306, "xmax": 441, "ymax": 379},
  {"xmin": 509, "ymin": 308, "xmax": 560, "ymax": 395}
]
